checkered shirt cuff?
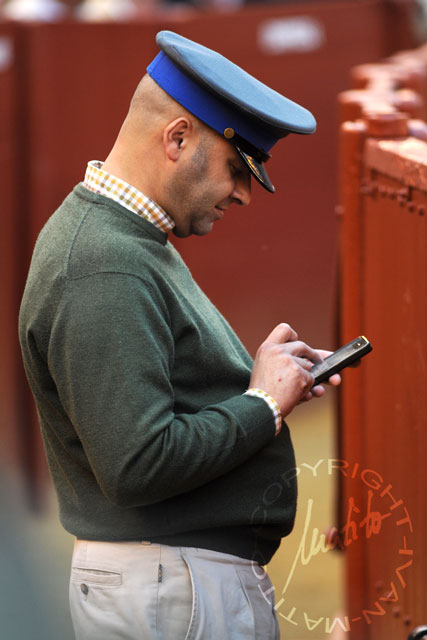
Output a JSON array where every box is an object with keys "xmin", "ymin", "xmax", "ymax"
[{"xmin": 244, "ymin": 388, "xmax": 282, "ymax": 436}]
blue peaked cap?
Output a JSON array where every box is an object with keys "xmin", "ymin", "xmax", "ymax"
[{"xmin": 147, "ymin": 31, "xmax": 316, "ymax": 193}]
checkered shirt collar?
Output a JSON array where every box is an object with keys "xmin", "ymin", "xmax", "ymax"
[{"xmin": 83, "ymin": 161, "xmax": 175, "ymax": 233}]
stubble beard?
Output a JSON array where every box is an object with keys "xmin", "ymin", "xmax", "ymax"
[{"xmin": 167, "ymin": 137, "xmax": 215, "ymax": 238}]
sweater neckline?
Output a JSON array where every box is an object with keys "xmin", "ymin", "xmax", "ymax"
[{"xmin": 74, "ymin": 183, "xmax": 170, "ymax": 246}]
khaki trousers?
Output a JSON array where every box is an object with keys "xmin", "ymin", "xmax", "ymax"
[{"xmin": 69, "ymin": 540, "xmax": 280, "ymax": 640}]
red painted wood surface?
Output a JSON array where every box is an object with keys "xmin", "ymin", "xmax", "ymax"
[
  {"xmin": 338, "ymin": 48, "xmax": 427, "ymax": 640},
  {"xmin": 362, "ymin": 135, "xmax": 426, "ymax": 639},
  {"xmin": 336, "ymin": 117, "xmax": 369, "ymax": 631}
]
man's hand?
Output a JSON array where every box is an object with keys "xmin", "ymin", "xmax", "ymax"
[{"xmin": 249, "ymin": 324, "xmax": 341, "ymax": 418}]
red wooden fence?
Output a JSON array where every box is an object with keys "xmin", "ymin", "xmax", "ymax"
[{"xmin": 338, "ymin": 44, "xmax": 427, "ymax": 640}]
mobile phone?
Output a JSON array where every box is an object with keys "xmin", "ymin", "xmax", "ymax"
[{"xmin": 311, "ymin": 336, "xmax": 372, "ymax": 387}]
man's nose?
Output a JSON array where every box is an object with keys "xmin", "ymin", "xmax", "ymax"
[{"xmin": 232, "ymin": 172, "xmax": 251, "ymax": 206}]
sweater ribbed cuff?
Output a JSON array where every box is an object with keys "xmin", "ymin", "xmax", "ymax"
[{"xmin": 244, "ymin": 388, "xmax": 282, "ymax": 435}]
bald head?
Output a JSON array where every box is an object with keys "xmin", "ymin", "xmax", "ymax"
[
  {"xmin": 101, "ymin": 74, "xmax": 216, "ymax": 203},
  {"xmin": 127, "ymin": 74, "xmax": 192, "ymax": 130}
]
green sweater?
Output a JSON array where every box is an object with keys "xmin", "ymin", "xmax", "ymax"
[{"xmin": 19, "ymin": 184, "xmax": 297, "ymax": 564}]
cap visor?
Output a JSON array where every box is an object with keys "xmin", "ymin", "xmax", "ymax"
[{"xmin": 235, "ymin": 146, "xmax": 275, "ymax": 193}]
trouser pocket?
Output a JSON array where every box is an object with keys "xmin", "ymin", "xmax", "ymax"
[
  {"xmin": 69, "ymin": 540, "xmax": 193, "ymax": 640},
  {"xmin": 180, "ymin": 552, "xmax": 256, "ymax": 640}
]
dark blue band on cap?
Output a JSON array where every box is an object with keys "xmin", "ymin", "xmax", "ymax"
[{"xmin": 147, "ymin": 52, "xmax": 278, "ymax": 152}]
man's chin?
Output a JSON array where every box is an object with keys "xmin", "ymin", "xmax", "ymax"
[
  {"xmin": 172, "ymin": 223, "xmax": 214, "ymax": 238},
  {"xmin": 172, "ymin": 227, "xmax": 190, "ymax": 239}
]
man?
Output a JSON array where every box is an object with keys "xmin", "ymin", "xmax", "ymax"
[{"xmin": 19, "ymin": 31, "xmax": 340, "ymax": 640}]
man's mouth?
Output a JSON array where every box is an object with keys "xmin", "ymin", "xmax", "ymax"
[{"xmin": 214, "ymin": 206, "xmax": 225, "ymax": 219}]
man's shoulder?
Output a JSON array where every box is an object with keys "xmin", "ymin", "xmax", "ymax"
[
  {"xmin": 46, "ymin": 185, "xmax": 169, "ymax": 279},
  {"xmin": 30, "ymin": 185, "xmax": 195, "ymax": 303}
]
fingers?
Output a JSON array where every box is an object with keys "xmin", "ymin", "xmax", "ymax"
[
  {"xmin": 315, "ymin": 349, "xmax": 333, "ymax": 359},
  {"xmin": 252, "ymin": 325, "xmax": 343, "ymax": 418},
  {"xmin": 327, "ymin": 373, "xmax": 341, "ymax": 386},
  {"xmin": 301, "ymin": 382, "xmax": 329, "ymax": 402},
  {"xmin": 284, "ymin": 342, "xmax": 323, "ymax": 364},
  {"xmin": 293, "ymin": 355, "xmax": 316, "ymax": 372},
  {"xmin": 263, "ymin": 324, "xmax": 322, "ymax": 364},
  {"xmin": 266, "ymin": 323, "xmax": 298, "ymax": 344},
  {"xmin": 308, "ymin": 373, "xmax": 341, "ymax": 399},
  {"xmin": 309, "ymin": 385, "xmax": 326, "ymax": 398}
]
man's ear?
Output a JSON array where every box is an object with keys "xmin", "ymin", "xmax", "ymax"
[{"xmin": 163, "ymin": 117, "xmax": 193, "ymax": 161}]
